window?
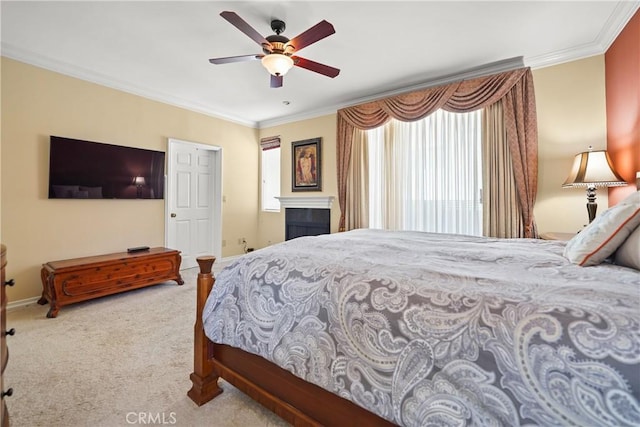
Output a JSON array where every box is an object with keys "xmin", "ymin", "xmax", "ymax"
[
  {"xmin": 261, "ymin": 136, "xmax": 281, "ymax": 212},
  {"xmin": 367, "ymin": 109, "xmax": 483, "ymax": 235}
]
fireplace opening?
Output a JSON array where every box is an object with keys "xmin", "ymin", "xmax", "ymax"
[{"xmin": 285, "ymin": 208, "xmax": 330, "ymax": 241}]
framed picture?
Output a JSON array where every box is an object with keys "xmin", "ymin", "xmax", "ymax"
[{"xmin": 292, "ymin": 137, "xmax": 322, "ymax": 192}]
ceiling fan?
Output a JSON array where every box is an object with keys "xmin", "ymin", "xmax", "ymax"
[{"xmin": 209, "ymin": 11, "xmax": 340, "ymax": 88}]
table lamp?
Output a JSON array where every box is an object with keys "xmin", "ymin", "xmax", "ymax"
[{"xmin": 563, "ymin": 147, "xmax": 626, "ymax": 223}]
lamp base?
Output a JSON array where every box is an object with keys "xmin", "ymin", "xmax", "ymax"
[
  {"xmin": 586, "ymin": 202, "xmax": 597, "ymax": 223},
  {"xmin": 586, "ymin": 185, "xmax": 597, "ymax": 223}
]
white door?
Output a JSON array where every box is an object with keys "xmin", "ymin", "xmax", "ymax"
[{"xmin": 166, "ymin": 138, "xmax": 222, "ymax": 270}]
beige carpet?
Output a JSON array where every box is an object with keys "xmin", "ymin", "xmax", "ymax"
[{"xmin": 4, "ymin": 262, "xmax": 289, "ymax": 427}]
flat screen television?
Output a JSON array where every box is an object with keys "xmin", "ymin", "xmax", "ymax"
[{"xmin": 48, "ymin": 136, "xmax": 165, "ymax": 199}]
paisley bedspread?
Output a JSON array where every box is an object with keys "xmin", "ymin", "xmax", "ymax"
[{"xmin": 202, "ymin": 229, "xmax": 640, "ymax": 426}]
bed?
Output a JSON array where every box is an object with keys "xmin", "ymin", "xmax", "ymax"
[{"xmin": 188, "ymin": 216, "xmax": 639, "ymax": 425}]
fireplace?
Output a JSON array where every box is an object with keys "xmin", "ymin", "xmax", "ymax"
[
  {"xmin": 285, "ymin": 208, "xmax": 330, "ymax": 240},
  {"xmin": 276, "ymin": 196, "xmax": 335, "ymax": 241}
]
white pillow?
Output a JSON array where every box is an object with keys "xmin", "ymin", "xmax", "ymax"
[
  {"xmin": 564, "ymin": 202, "xmax": 640, "ymax": 266},
  {"xmin": 615, "ymin": 225, "xmax": 640, "ymax": 270}
]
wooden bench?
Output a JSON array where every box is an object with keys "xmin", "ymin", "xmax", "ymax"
[{"xmin": 39, "ymin": 247, "xmax": 183, "ymax": 318}]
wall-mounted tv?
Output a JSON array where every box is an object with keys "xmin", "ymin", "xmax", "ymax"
[{"xmin": 48, "ymin": 136, "xmax": 165, "ymax": 199}]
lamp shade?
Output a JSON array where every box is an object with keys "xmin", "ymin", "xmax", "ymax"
[
  {"xmin": 133, "ymin": 176, "xmax": 146, "ymax": 186},
  {"xmin": 261, "ymin": 54, "xmax": 294, "ymax": 76},
  {"xmin": 562, "ymin": 149, "xmax": 626, "ymax": 188}
]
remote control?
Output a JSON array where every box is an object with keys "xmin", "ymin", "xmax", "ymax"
[{"xmin": 127, "ymin": 246, "xmax": 150, "ymax": 253}]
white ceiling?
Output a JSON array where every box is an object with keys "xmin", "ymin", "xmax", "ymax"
[{"xmin": 1, "ymin": 1, "xmax": 638, "ymax": 128}]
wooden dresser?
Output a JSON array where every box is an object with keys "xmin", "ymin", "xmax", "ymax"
[
  {"xmin": 39, "ymin": 247, "xmax": 183, "ymax": 318},
  {"xmin": 1, "ymin": 245, "xmax": 14, "ymax": 427}
]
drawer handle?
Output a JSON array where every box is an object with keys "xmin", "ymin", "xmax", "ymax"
[
  {"xmin": 4, "ymin": 328, "xmax": 15, "ymax": 336},
  {"xmin": 1, "ymin": 388, "xmax": 12, "ymax": 398},
  {"xmin": 4, "ymin": 279, "xmax": 15, "ymax": 287}
]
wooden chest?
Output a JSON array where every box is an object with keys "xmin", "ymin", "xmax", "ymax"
[
  {"xmin": 39, "ymin": 247, "xmax": 183, "ymax": 318},
  {"xmin": 1, "ymin": 244, "xmax": 11, "ymax": 427}
]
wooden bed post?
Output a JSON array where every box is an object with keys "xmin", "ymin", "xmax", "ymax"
[{"xmin": 187, "ymin": 256, "xmax": 223, "ymax": 406}]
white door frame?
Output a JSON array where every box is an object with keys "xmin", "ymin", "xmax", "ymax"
[{"xmin": 165, "ymin": 138, "xmax": 223, "ymax": 264}]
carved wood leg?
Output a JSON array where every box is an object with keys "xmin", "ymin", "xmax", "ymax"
[
  {"xmin": 38, "ymin": 268, "xmax": 49, "ymax": 305},
  {"xmin": 175, "ymin": 254, "xmax": 184, "ymax": 286},
  {"xmin": 175, "ymin": 274, "xmax": 184, "ymax": 286},
  {"xmin": 187, "ymin": 256, "xmax": 223, "ymax": 406},
  {"xmin": 39, "ymin": 268, "xmax": 59, "ymax": 317},
  {"xmin": 36, "ymin": 293, "xmax": 48, "ymax": 305},
  {"xmin": 46, "ymin": 306, "xmax": 59, "ymax": 319}
]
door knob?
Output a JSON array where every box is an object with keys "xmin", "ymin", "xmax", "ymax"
[{"xmin": 171, "ymin": 213, "xmax": 177, "ymax": 218}]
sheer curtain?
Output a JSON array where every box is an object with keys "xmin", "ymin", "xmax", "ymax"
[{"xmin": 367, "ymin": 110, "xmax": 483, "ymax": 235}]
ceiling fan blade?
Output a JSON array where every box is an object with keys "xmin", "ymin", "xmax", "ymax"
[
  {"xmin": 209, "ymin": 54, "xmax": 262, "ymax": 64},
  {"xmin": 287, "ymin": 20, "xmax": 335, "ymax": 52},
  {"xmin": 292, "ymin": 56, "xmax": 340, "ymax": 78},
  {"xmin": 270, "ymin": 75, "xmax": 283, "ymax": 88},
  {"xmin": 220, "ymin": 11, "xmax": 270, "ymax": 47}
]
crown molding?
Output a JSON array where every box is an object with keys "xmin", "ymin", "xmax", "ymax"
[
  {"xmin": 598, "ymin": 1, "xmax": 640, "ymax": 51},
  {"xmin": 0, "ymin": 42, "xmax": 259, "ymax": 128},
  {"xmin": 525, "ymin": 1, "xmax": 639, "ymax": 69}
]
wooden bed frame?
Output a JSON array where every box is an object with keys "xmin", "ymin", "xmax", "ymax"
[{"xmin": 187, "ymin": 256, "xmax": 395, "ymax": 426}]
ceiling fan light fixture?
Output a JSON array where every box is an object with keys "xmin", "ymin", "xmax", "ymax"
[
  {"xmin": 213, "ymin": 12, "xmax": 339, "ymax": 87},
  {"xmin": 261, "ymin": 53, "xmax": 294, "ymax": 76}
]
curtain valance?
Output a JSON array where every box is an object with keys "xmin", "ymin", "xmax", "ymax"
[
  {"xmin": 260, "ymin": 136, "xmax": 281, "ymax": 151},
  {"xmin": 336, "ymin": 67, "xmax": 538, "ymax": 237}
]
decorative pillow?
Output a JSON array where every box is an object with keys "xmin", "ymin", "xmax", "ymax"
[
  {"xmin": 52, "ymin": 185, "xmax": 79, "ymax": 198},
  {"xmin": 72, "ymin": 190, "xmax": 89, "ymax": 199},
  {"xmin": 615, "ymin": 225, "xmax": 640, "ymax": 270},
  {"xmin": 79, "ymin": 186, "xmax": 103, "ymax": 199},
  {"xmin": 564, "ymin": 202, "xmax": 640, "ymax": 266}
]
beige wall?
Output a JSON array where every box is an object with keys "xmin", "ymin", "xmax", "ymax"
[
  {"xmin": 257, "ymin": 114, "xmax": 339, "ymax": 248},
  {"xmin": 533, "ymin": 55, "xmax": 608, "ymax": 234},
  {"xmin": 1, "ymin": 58, "xmax": 259, "ymax": 302}
]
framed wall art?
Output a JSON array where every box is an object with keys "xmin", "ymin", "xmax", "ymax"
[{"xmin": 292, "ymin": 137, "xmax": 322, "ymax": 192}]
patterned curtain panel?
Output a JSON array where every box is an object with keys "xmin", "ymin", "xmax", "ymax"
[
  {"xmin": 336, "ymin": 67, "xmax": 538, "ymax": 237},
  {"xmin": 345, "ymin": 129, "xmax": 369, "ymax": 230},
  {"xmin": 482, "ymin": 102, "xmax": 525, "ymax": 237}
]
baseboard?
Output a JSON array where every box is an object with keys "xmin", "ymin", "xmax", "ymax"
[{"xmin": 7, "ymin": 296, "xmax": 41, "ymax": 311}]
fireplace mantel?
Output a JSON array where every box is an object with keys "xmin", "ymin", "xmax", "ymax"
[{"xmin": 276, "ymin": 196, "xmax": 335, "ymax": 209}]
